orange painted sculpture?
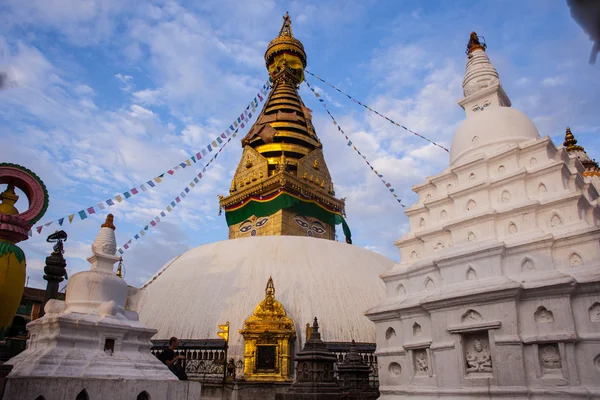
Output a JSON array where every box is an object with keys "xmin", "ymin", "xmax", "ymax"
[{"xmin": 0, "ymin": 163, "xmax": 48, "ymax": 338}]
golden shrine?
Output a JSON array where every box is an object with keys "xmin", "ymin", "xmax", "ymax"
[
  {"xmin": 219, "ymin": 12, "xmax": 351, "ymax": 243},
  {"xmin": 239, "ymin": 277, "xmax": 296, "ymax": 382}
]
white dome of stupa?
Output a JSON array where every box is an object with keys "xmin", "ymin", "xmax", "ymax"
[
  {"xmin": 450, "ymin": 106, "xmax": 540, "ymax": 165},
  {"xmin": 135, "ymin": 236, "xmax": 394, "ymax": 358}
]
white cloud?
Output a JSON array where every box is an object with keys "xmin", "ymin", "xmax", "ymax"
[{"xmin": 542, "ymin": 75, "xmax": 567, "ymax": 87}]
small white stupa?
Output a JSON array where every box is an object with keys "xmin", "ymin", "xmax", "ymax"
[
  {"xmin": 4, "ymin": 215, "xmax": 201, "ymax": 400},
  {"xmin": 367, "ymin": 32, "xmax": 600, "ymax": 399}
]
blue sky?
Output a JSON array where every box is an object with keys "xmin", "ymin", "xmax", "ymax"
[{"xmin": 1, "ymin": 0, "xmax": 598, "ymax": 289}]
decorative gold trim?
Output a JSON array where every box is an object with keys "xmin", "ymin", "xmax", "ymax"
[
  {"xmin": 256, "ymin": 143, "xmax": 310, "ymax": 155},
  {"xmin": 265, "ymin": 104, "xmax": 303, "ymax": 113}
]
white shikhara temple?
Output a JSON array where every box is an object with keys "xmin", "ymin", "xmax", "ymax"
[{"xmin": 367, "ymin": 33, "xmax": 600, "ymax": 399}]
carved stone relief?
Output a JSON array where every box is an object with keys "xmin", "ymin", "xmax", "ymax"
[
  {"xmin": 540, "ymin": 343, "xmax": 562, "ymax": 375},
  {"xmin": 411, "ymin": 251, "xmax": 419, "ymax": 260},
  {"xmin": 388, "ymin": 362, "xmax": 402, "ymax": 377},
  {"xmin": 434, "ymin": 242, "xmax": 444, "ymax": 252},
  {"xmin": 440, "ymin": 210, "xmax": 448, "ymax": 220},
  {"xmin": 594, "ymin": 354, "xmax": 600, "ymax": 373},
  {"xmin": 461, "ymin": 309, "xmax": 483, "ymax": 323},
  {"xmin": 419, "ymin": 217, "xmax": 425, "ymax": 228},
  {"xmin": 589, "ymin": 303, "xmax": 600, "ymax": 322},
  {"xmin": 385, "ymin": 327, "xmax": 396, "ymax": 341},
  {"xmin": 534, "ymin": 306, "xmax": 554, "ymax": 323},
  {"xmin": 501, "ymin": 190, "xmax": 511, "ymax": 204},
  {"xmin": 464, "ymin": 333, "xmax": 492, "ymax": 374},
  {"xmin": 467, "ymin": 231, "xmax": 475, "ymax": 242},
  {"xmin": 397, "ymin": 284, "xmax": 407, "ymax": 298},
  {"xmin": 466, "ymin": 267, "xmax": 477, "ymax": 281},
  {"xmin": 530, "ymin": 157, "xmax": 538, "ymax": 166},
  {"xmin": 413, "ymin": 322, "xmax": 422, "ymax": 336},
  {"xmin": 550, "ymin": 214, "xmax": 562, "ymax": 227},
  {"xmin": 521, "ymin": 258, "xmax": 535, "ymax": 272},
  {"xmin": 426, "ymin": 194, "xmax": 432, "ymax": 201},
  {"xmin": 498, "ymin": 165, "xmax": 505, "ymax": 173},
  {"xmin": 509, "ymin": 222, "xmax": 517, "ymax": 235},
  {"xmin": 469, "ymin": 173, "xmax": 476, "ymax": 181},
  {"xmin": 538, "ymin": 183, "xmax": 547, "ymax": 193},
  {"xmin": 424, "ymin": 277, "xmax": 435, "ymax": 291},
  {"xmin": 467, "ymin": 199, "xmax": 477, "ymax": 211},
  {"xmin": 413, "ymin": 349, "xmax": 429, "ymax": 375},
  {"xmin": 569, "ymin": 253, "xmax": 583, "ymax": 267},
  {"xmin": 472, "ymin": 136, "xmax": 480, "ymax": 146}
]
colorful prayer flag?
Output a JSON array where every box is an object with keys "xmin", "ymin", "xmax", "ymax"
[
  {"xmin": 124, "ymin": 243, "xmax": 129, "ymax": 249},
  {"xmin": 97, "ymin": 202, "xmax": 106, "ymax": 210},
  {"xmin": 44, "ymin": 221, "xmax": 53, "ymax": 227},
  {"xmin": 140, "ymin": 184, "xmax": 147, "ymax": 192},
  {"xmin": 134, "ymin": 234, "xmax": 139, "ymax": 239},
  {"xmin": 176, "ymin": 197, "xmax": 181, "ymax": 203},
  {"xmin": 168, "ymin": 205, "xmax": 173, "ymax": 211},
  {"xmin": 123, "ymin": 192, "xmax": 131, "ymax": 199},
  {"xmin": 216, "ymin": 137, "xmax": 223, "ymax": 144},
  {"xmin": 106, "ymin": 199, "xmax": 115, "ymax": 206},
  {"xmin": 58, "ymin": 217, "xmax": 65, "ymax": 226},
  {"xmin": 150, "ymin": 221, "xmax": 156, "ymax": 227},
  {"xmin": 131, "ymin": 188, "xmax": 139, "ymax": 195},
  {"xmin": 167, "ymin": 170, "xmax": 174, "ymax": 175},
  {"xmin": 160, "ymin": 211, "xmax": 166, "ymax": 217},
  {"xmin": 207, "ymin": 144, "xmax": 212, "ymax": 152},
  {"xmin": 78, "ymin": 210, "xmax": 88, "ymax": 220},
  {"xmin": 202, "ymin": 148, "xmax": 208, "ymax": 156},
  {"xmin": 140, "ymin": 230, "xmax": 145, "ymax": 236},
  {"xmin": 36, "ymin": 226, "xmax": 43, "ymax": 234},
  {"xmin": 170, "ymin": 201, "xmax": 176, "ymax": 207},
  {"xmin": 115, "ymin": 195, "xmax": 123, "ymax": 202},
  {"xmin": 221, "ymin": 133, "xmax": 227, "ymax": 139},
  {"xmin": 184, "ymin": 187, "xmax": 190, "ymax": 193},
  {"xmin": 154, "ymin": 217, "xmax": 160, "ymax": 223},
  {"xmin": 118, "ymin": 249, "xmax": 124, "ymax": 254},
  {"xmin": 193, "ymin": 177, "xmax": 199, "ymax": 183},
  {"xmin": 87, "ymin": 207, "xmax": 96, "ymax": 214},
  {"xmin": 147, "ymin": 180, "xmax": 156, "ymax": 187},
  {"xmin": 68, "ymin": 214, "xmax": 75, "ymax": 223}
]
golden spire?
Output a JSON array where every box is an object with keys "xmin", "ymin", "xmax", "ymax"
[
  {"xmin": 265, "ymin": 276, "xmax": 275, "ymax": 298},
  {"xmin": 563, "ymin": 127, "xmax": 584, "ymax": 152},
  {"xmin": 279, "ymin": 12, "xmax": 293, "ymax": 37},
  {"xmin": 0, "ymin": 184, "xmax": 19, "ymax": 215},
  {"xmin": 101, "ymin": 214, "xmax": 116, "ymax": 230},
  {"xmin": 466, "ymin": 32, "xmax": 486, "ymax": 54}
]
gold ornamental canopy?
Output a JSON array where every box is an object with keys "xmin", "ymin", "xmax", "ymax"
[{"xmin": 265, "ymin": 12, "xmax": 307, "ymax": 83}]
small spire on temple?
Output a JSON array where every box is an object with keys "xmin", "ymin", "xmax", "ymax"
[
  {"xmin": 101, "ymin": 214, "xmax": 116, "ymax": 230},
  {"xmin": 279, "ymin": 11, "xmax": 293, "ymax": 37},
  {"xmin": 466, "ymin": 31, "xmax": 486, "ymax": 54},
  {"xmin": 563, "ymin": 127, "xmax": 583, "ymax": 151},
  {"xmin": 116, "ymin": 257, "xmax": 123, "ymax": 278},
  {"xmin": 0, "ymin": 184, "xmax": 19, "ymax": 215}
]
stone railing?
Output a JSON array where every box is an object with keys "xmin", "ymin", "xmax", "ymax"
[{"xmin": 326, "ymin": 342, "xmax": 379, "ymax": 388}]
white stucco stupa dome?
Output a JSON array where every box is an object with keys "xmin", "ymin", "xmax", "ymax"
[
  {"xmin": 135, "ymin": 236, "xmax": 394, "ymax": 358},
  {"xmin": 450, "ymin": 106, "xmax": 540, "ymax": 165}
]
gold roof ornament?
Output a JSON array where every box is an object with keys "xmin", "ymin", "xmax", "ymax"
[
  {"xmin": 563, "ymin": 127, "xmax": 584, "ymax": 152},
  {"xmin": 116, "ymin": 257, "xmax": 124, "ymax": 278},
  {"xmin": 265, "ymin": 11, "xmax": 307, "ymax": 74},
  {"xmin": 563, "ymin": 127, "xmax": 600, "ymax": 175},
  {"xmin": 466, "ymin": 31, "xmax": 487, "ymax": 54},
  {"xmin": 0, "ymin": 184, "xmax": 19, "ymax": 215}
]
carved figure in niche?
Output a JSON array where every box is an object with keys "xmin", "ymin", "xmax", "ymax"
[
  {"xmin": 410, "ymin": 251, "xmax": 419, "ymax": 260},
  {"xmin": 320, "ymin": 180, "xmax": 325, "ymax": 188},
  {"xmin": 588, "ymin": 303, "xmax": 600, "ymax": 322},
  {"xmin": 570, "ymin": 253, "xmax": 583, "ymax": 267},
  {"xmin": 414, "ymin": 350, "xmax": 428, "ymax": 373},
  {"xmin": 461, "ymin": 309, "xmax": 482, "ymax": 323},
  {"xmin": 385, "ymin": 327, "xmax": 396, "ymax": 340},
  {"xmin": 466, "ymin": 267, "xmax": 476, "ymax": 280},
  {"xmin": 521, "ymin": 258, "xmax": 534, "ymax": 271},
  {"xmin": 245, "ymin": 154, "xmax": 253, "ymax": 168},
  {"xmin": 424, "ymin": 277, "xmax": 435, "ymax": 291},
  {"xmin": 534, "ymin": 306, "xmax": 554, "ymax": 323},
  {"xmin": 472, "ymin": 136, "xmax": 480, "ymax": 146},
  {"xmin": 440, "ymin": 210, "xmax": 448, "ymax": 220},
  {"xmin": 413, "ymin": 322, "xmax": 422, "ymax": 336},
  {"xmin": 501, "ymin": 190, "xmax": 510, "ymax": 203},
  {"xmin": 446, "ymin": 184, "xmax": 453, "ymax": 190},
  {"xmin": 468, "ymin": 232, "xmax": 475, "ymax": 242},
  {"xmin": 397, "ymin": 284, "xmax": 406, "ymax": 298},
  {"xmin": 426, "ymin": 194, "xmax": 432, "ymax": 201},
  {"xmin": 540, "ymin": 344, "xmax": 561, "ymax": 372},
  {"xmin": 434, "ymin": 241, "xmax": 444, "ymax": 251},
  {"xmin": 509, "ymin": 222, "xmax": 517, "ymax": 234},
  {"xmin": 530, "ymin": 157, "xmax": 538, "ymax": 166},
  {"xmin": 419, "ymin": 217, "xmax": 425, "ymax": 228},
  {"xmin": 469, "ymin": 173, "xmax": 476, "ymax": 181},
  {"xmin": 551, "ymin": 214, "xmax": 562, "ymax": 227},
  {"xmin": 467, "ymin": 199, "xmax": 476, "ymax": 211},
  {"xmin": 466, "ymin": 338, "xmax": 492, "ymax": 372},
  {"xmin": 538, "ymin": 183, "xmax": 547, "ymax": 193},
  {"xmin": 498, "ymin": 165, "xmax": 505, "ymax": 173},
  {"xmin": 226, "ymin": 358, "xmax": 237, "ymax": 379},
  {"xmin": 251, "ymin": 171, "xmax": 258, "ymax": 181}
]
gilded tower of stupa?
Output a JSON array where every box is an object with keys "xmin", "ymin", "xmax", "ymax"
[{"xmin": 219, "ymin": 13, "xmax": 351, "ymax": 242}]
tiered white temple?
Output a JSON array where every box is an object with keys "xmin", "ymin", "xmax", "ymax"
[
  {"xmin": 367, "ymin": 32, "xmax": 600, "ymax": 399},
  {"xmin": 5, "ymin": 215, "xmax": 201, "ymax": 400}
]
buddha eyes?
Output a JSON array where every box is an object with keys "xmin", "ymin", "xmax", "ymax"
[
  {"xmin": 311, "ymin": 223, "xmax": 325, "ymax": 234},
  {"xmin": 240, "ymin": 223, "xmax": 253, "ymax": 233},
  {"xmin": 294, "ymin": 216, "xmax": 309, "ymax": 229},
  {"xmin": 255, "ymin": 218, "xmax": 269, "ymax": 227}
]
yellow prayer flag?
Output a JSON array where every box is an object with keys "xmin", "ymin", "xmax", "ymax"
[
  {"xmin": 167, "ymin": 206, "xmax": 172, "ymax": 212},
  {"xmin": 68, "ymin": 214, "xmax": 75, "ymax": 223},
  {"xmin": 115, "ymin": 195, "xmax": 123, "ymax": 203},
  {"xmin": 155, "ymin": 177, "xmax": 162, "ymax": 183},
  {"xmin": 190, "ymin": 182, "xmax": 195, "ymax": 188},
  {"xmin": 140, "ymin": 230, "xmax": 145, "ymax": 236},
  {"xmin": 186, "ymin": 159, "xmax": 192, "ymax": 167}
]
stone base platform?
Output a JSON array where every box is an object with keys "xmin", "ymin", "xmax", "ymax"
[
  {"xmin": 3, "ymin": 377, "xmax": 201, "ymax": 400},
  {"xmin": 378, "ymin": 386, "xmax": 600, "ymax": 399},
  {"xmin": 200, "ymin": 380, "xmax": 292, "ymax": 400}
]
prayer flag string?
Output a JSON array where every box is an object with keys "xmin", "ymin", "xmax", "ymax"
[
  {"xmin": 30, "ymin": 81, "xmax": 271, "ymax": 236},
  {"xmin": 117, "ymin": 131, "xmax": 238, "ymax": 254},
  {"xmin": 304, "ymin": 80, "xmax": 405, "ymax": 207},
  {"xmin": 305, "ymin": 70, "xmax": 449, "ymax": 152}
]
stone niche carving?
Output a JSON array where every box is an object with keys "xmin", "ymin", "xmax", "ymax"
[
  {"xmin": 530, "ymin": 157, "xmax": 538, "ymax": 166},
  {"xmin": 424, "ymin": 277, "xmax": 435, "ymax": 291},
  {"xmin": 385, "ymin": 327, "xmax": 396, "ymax": 341},
  {"xmin": 467, "ymin": 231, "xmax": 475, "ymax": 242},
  {"xmin": 589, "ymin": 302, "xmax": 600, "ymax": 322},
  {"xmin": 498, "ymin": 165, "xmax": 505, "ymax": 173},
  {"xmin": 397, "ymin": 283, "xmax": 407, "ymax": 298},
  {"xmin": 413, "ymin": 349, "xmax": 429, "ymax": 375},
  {"xmin": 440, "ymin": 210, "xmax": 448, "ymax": 220},
  {"xmin": 539, "ymin": 343, "xmax": 562, "ymax": 376},
  {"xmin": 569, "ymin": 253, "xmax": 583, "ymax": 267},
  {"xmin": 538, "ymin": 183, "xmax": 547, "ymax": 193},
  {"xmin": 419, "ymin": 217, "xmax": 425, "ymax": 228},
  {"xmin": 534, "ymin": 306, "xmax": 554, "ymax": 323},
  {"xmin": 509, "ymin": 222, "xmax": 517, "ymax": 235},
  {"xmin": 410, "ymin": 250, "xmax": 419, "ymax": 260},
  {"xmin": 389, "ymin": 362, "xmax": 402, "ymax": 377},
  {"xmin": 413, "ymin": 322, "xmax": 422, "ymax": 336},
  {"xmin": 521, "ymin": 258, "xmax": 535, "ymax": 272},
  {"xmin": 550, "ymin": 214, "xmax": 562, "ymax": 227},
  {"xmin": 467, "ymin": 199, "xmax": 477, "ymax": 211},
  {"xmin": 466, "ymin": 266, "xmax": 477, "ymax": 281},
  {"xmin": 500, "ymin": 190, "xmax": 511, "ymax": 204},
  {"xmin": 469, "ymin": 173, "xmax": 476, "ymax": 181},
  {"xmin": 463, "ymin": 333, "xmax": 493, "ymax": 374},
  {"xmin": 461, "ymin": 309, "xmax": 483, "ymax": 323}
]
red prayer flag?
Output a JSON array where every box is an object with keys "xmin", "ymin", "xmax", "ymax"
[
  {"xmin": 150, "ymin": 220, "xmax": 156, "ymax": 227},
  {"xmin": 167, "ymin": 170, "xmax": 175, "ymax": 175},
  {"xmin": 36, "ymin": 226, "xmax": 43, "ymax": 234},
  {"xmin": 131, "ymin": 188, "xmax": 139, "ymax": 195},
  {"xmin": 87, "ymin": 207, "xmax": 96, "ymax": 214}
]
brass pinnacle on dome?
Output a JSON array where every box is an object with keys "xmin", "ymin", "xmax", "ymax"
[
  {"xmin": 0, "ymin": 184, "xmax": 19, "ymax": 215},
  {"xmin": 101, "ymin": 214, "xmax": 116, "ymax": 230},
  {"xmin": 279, "ymin": 11, "xmax": 293, "ymax": 37},
  {"xmin": 466, "ymin": 31, "xmax": 487, "ymax": 55},
  {"xmin": 563, "ymin": 127, "xmax": 583, "ymax": 151}
]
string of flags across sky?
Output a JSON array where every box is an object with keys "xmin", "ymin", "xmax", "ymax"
[
  {"xmin": 117, "ymin": 131, "xmax": 238, "ymax": 254},
  {"xmin": 29, "ymin": 82, "xmax": 271, "ymax": 236},
  {"xmin": 304, "ymin": 80, "xmax": 406, "ymax": 207},
  {"xmin": 305, "ymin": 70, "xmax": 449, "ymax": 153}
]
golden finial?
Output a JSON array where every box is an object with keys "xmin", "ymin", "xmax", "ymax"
[
  {"xmin": 279, "ymin": 11, "xmax": 293, "ymax": 37},
  {"xmin": 0, "ymin": 184, "xmax": 19, "ymax": 215},
  {"xmin": 229, "ymin": 180, "xmax": 236, "ymax": 193},
  {"xmin": 312, "ymin": 158, "xmax": 320, "ymax": 170},
  {"xmin": 116, "ymin": 257, "xmax": 124, "ymax": 278},
  {"xmin": 101, "ymin": 214, "xmax": 116, "ymax": 230},
  {"xmin": 563, "ymin": 127, "xmax": 583, "ymax": 152},
  {"xmin": 277, "ymin": 152, "xmax": 287, "ymax": 172},
  {"xmin": 466, "ymin": 32, "xmax": 486, "ymax": 54},
  {"xmin": 265, "ymin": 276, "xmax": 275, "ymax": 297}
]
